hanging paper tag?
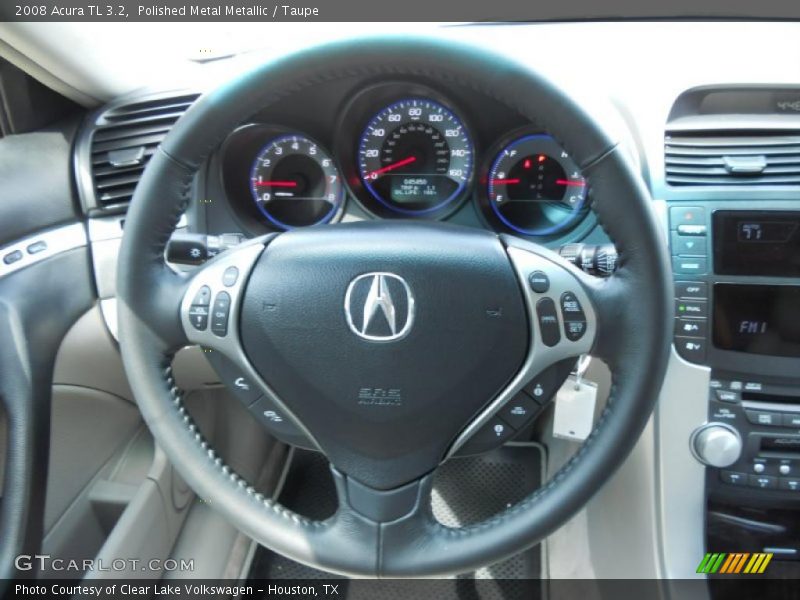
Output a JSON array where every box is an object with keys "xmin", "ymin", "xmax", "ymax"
[{"xmin": 553, "ymin": 375, "xmax": 598, "ymax": 442}]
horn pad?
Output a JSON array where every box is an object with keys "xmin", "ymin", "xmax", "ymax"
[{"xmin": 240, "ymin": 222, "xmax": 528, "ymax": 489}]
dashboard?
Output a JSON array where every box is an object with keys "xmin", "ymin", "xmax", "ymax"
[
  {"xmin": 62, "ymin": 23, "xmax": 800, "ymax": 583},
  {"xmin": 207, "ymin": 77, "xmax": 596, "ymax": 245}
]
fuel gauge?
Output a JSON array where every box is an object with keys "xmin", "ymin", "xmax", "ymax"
[{"xmin": 485, "ymin": 134, "xmax": 588, "ymax": 237}]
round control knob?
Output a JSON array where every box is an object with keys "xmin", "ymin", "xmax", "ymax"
[{"xmin": 691, "ymin": 423, "xmax": 742, "ymax": 468}]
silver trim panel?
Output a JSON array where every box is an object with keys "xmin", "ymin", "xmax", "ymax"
[
  {"xmin": 655, "ymin": 347, "xmax": 710, "ymax": 580},
  {"xmin": 179, "ymin": 242, "xmax": 322, "ymax": 452},
  {"xmin": 447, "ymin": 245, "xmax": 597, "ymax": 457},
  {"xmin": 0, "ymin": 223, "xmax": 87, "ymax": 281}
]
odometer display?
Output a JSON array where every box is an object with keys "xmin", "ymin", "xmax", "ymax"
[
  {"xmin": 249, "ymin": 134, "xmax": 343, "ymax": 230},
  {"xmin": 358, "ymin": 98, "xmax": 473, "ymax": 217}
]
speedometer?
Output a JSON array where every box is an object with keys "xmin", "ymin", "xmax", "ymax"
[{"xmin": 357, "ymin": 98, "xmax": 473, "ymax": 217}]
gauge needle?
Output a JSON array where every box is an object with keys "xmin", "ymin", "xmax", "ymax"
[
  {"xmin": 555, "ymin": 179, "xmax": 586, "ymax": 187},
  {"xmin": 366, "ymin": 156, "xmax": 417, "ymax": 179},
  {"xmin": 490, "ymin": 178, "xmax": 521, "ymax": 185},
  {"xmin": 255, "ymin": 180, "xmax": 298, "ymax": 187}
]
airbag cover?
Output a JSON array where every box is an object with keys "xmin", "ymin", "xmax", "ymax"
[{"xmin": 240, "ymin": 222, "xmax": 527, "ymax": 489}]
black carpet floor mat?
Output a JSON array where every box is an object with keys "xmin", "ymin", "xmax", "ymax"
[{"xmin": 248, "ymin": 445, "xmax": 544, "ymax": 594}]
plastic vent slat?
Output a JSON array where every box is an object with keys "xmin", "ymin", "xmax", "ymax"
[
  {"xmin": 665, "ymin": 131, "xmax": 800, "ymax": 187},
  {"xmin": 92, "ymin": 131, "xmax": 173, "ymax": 154},
  {"xmin": 667, "ymin": 174, "xmax": 800, "ymax": 185},
  {"xmin": 103, "ymin": 95, "xmax": 198, "ymax": 121},
  {"xmin": 93, "ymin": 119, "xmax": 176, "ymax": 143},
  {"xmin": 98, "ymin": 186, "xmax": 137, "ymax": 203},
  {"xmin": 667, "ymin": 164, "xmax": 800, "ymax": 176},
  {"xmin": 88, "ymin": 93, "xmax": 198, "ymax": 209},
  {"xmin": 666, "ymin": 155, "xmax": 800, "ymax": 167},
  {"xmin": 92, "ymin": 147, "xmax": 156, "ymax": 167},
  {"xmin": 666, "ymin": 135, "xmax": 800, "ymax": 148},
  {"xmin": 95, "ymin": 170, "xmax": 146, "ymax": 190}
]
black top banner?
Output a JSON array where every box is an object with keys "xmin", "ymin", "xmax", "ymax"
[{"xmin": 1, "ymin": 0, "xmax": 799, "ymax": 21}]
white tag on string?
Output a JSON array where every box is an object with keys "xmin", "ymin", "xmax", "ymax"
[{"xmin": 553, "ymin": 356, "xmax": 597, "ymax": 442}]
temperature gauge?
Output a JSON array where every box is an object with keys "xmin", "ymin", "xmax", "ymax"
[{"xmin": 485, "ymin": 134, "xmax": 588, "ymax": 237}]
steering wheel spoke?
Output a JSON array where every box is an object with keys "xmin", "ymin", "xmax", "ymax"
[
  {"xmin": 446, "ymin": 239, "xmax": 597, "ymax": 457},
  {"xmin": 179, "ymin": 238, "xmax": 320, "ymax": 446},
  {"xmin": 331, "ymin": 467, "xmax": 433, "ymax": 525}
]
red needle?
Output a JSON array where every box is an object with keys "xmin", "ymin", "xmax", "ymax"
[
  {"xmin": 491, "ymin": 178, "xmax": 521, "ymax": 185},
  {"xmin": 556, "ymin": 179, "xmax": 586, "ymax": 187},
  {"xmin": 255, "ymin": 180, "xmax": 297, "ymax": 188},
  {"xmin": 366, "ymin": 156, "xmax": 417, "ymax": 179}
]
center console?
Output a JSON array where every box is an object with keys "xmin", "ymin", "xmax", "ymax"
[{"xmin": 669, "ymin": 200, "xmax": 800, "ymax": 570}]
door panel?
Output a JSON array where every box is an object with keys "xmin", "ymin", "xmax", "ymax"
[{"xmin": 0, "ymin": 115, "xmax": 94, "ymax": 581}]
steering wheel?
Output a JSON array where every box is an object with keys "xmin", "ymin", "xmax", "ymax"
[{"xmin": 117, "ymin": 38, "xmax": 672, "ymax": 577}]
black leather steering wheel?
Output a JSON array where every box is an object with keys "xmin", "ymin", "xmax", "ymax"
[{"xmin": 117, "ymin": 38, "xmax": 672, "ymax": 577}]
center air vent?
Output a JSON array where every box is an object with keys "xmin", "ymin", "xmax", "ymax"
[
  {"xmin": 83, "ymin": 92, "xmax": 199, "ymax": 212},
  {"xmin": 665, "ymin": 131, "xmax": 800, "ymax": 187}
]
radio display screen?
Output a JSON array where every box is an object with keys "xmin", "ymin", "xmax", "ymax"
[
  {"xmin": 713, "ymin": 284, "xmax": 800, "ymax": 357},
  {"xmin": 713, "ymin": 211, "xmax": 800, "ymax": 276}
]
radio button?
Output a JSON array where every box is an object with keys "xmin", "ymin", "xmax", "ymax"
[
  {"xmin": 720, "ymin": 471, "xmax": 748, "ymax": 486},
  {"xmin": 748, "ymin": 475, "xmax": 778, "ymax": 489},
  {"xmin": 675, "ymin": 281, "xmax": 708, "ymax": 300},
  {"xmin": 745, "ymin": 410, "xmax": 781, "ymax": 427},
  {"xmin": 692, "ymin": 423, "xmax": 741, "ymax": 467},
  {"xmin": 779, "ymin": 478, "xmax": 800, "ymax": 491},
  {"xmin": 675, "ymin": 318, "xmax": 707, "ymax": 338},
  {"xmin": 670, "ymin": 206, "xmax": 706, "ymax": 229},
  {"xmin": 672, "ymin": 256, "xmax": 708, "ymax": 275},
  {"xmin": 715, "ymin": 390, "xmax": 740, "ymax": 403},
  {"xmin": 782, "ymin": 414, "xmax": 800, "ymax": 428},
  {"xmin": 210, "ymin": 292, "xmax": 232, "ymax": 337}
]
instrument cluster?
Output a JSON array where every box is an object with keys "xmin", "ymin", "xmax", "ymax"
[{"xmin": 219, "ymin": 81, "xmax": 592, "ymax": 241}]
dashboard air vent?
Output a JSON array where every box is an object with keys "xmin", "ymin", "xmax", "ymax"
[
  {"xmin": 88, "ymin": 93, "xmax": 199, "ymax": 211},
  {"xmin": 665, "ymin": 131, "xmax": 800, "ymax": 186}
]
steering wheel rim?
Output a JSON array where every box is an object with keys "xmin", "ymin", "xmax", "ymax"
[{"xmin": 117, "ymin": 37, "xmax": 672, "ymax": 577}]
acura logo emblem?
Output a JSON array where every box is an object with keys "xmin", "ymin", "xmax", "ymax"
[{"xmin": 344, "ymin": 273, "xmax": 415, "ymax": 342}]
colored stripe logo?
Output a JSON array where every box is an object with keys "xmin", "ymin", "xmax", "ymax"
[{"xmin": 697, "ymin": 553, "xmax": 773, "ymax": 574}]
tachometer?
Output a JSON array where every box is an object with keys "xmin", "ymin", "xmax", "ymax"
[
  {"xmin": 485, "ymin": 134, "xmax": 588, "ymax": 236},
  {"xmin": 249, "ymin": 134, "xmax": 343, "ymax": 229},
  {"xmin": 357, "ymin": 98, "xmax": 473, "ymax": 217}
]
